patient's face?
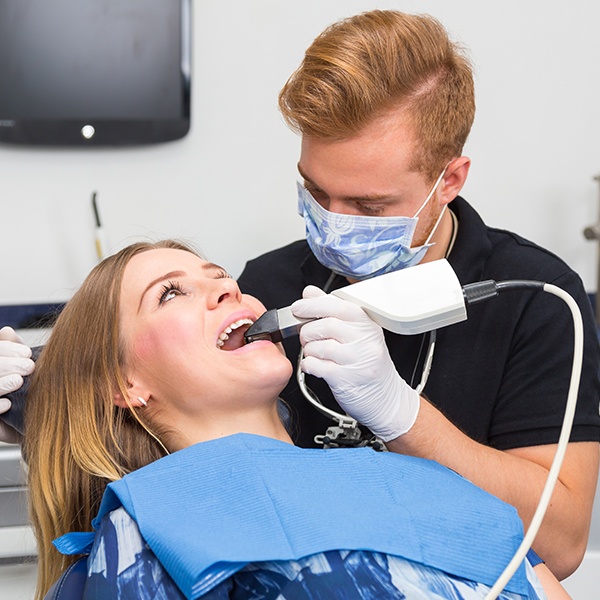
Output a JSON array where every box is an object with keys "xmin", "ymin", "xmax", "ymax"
[{"xmin": 118, "ymin": 248, "xmax": 293, "ymax": 419}]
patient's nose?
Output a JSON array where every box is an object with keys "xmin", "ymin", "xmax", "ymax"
[{"xmin": 210, "ymin": 278, "xmax": 242, "ymax": 307}]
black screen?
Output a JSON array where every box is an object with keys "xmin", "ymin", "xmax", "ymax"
[{"xmin": 0, "ymin": 0, "xmax": 191, "ymax": 145}]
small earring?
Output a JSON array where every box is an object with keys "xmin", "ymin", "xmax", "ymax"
[{"xmin": 137, "ymin": 396, "xmax": 148, "ymax": 407}]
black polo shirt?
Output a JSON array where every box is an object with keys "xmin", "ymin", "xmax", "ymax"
[{"xmin": 238, "ymin": 196, "xmax": 600, "ymax": 449}]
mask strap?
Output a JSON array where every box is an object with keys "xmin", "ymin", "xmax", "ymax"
[
  {"xmin": 424, "ymin": 204, "xmax": 448, "ymax": 246},
  {"xmin": 413, "ymin": 168, "xmax": 447, "ymax": 219}
]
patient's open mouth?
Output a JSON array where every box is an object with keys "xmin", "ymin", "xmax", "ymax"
[{"xmin": 217, "ymin": 319, "xmax": 254, "ymax": 351}]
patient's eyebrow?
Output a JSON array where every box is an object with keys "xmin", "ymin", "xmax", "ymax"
[
  {"xmin": 202, "ymin": 262, "xmax": 226, "ymax": 273},
  {"xmin": 137, "ymin": 263, "xmax": 227, "ymax": 310}
]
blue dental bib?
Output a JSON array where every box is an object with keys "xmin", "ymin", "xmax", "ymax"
[{"xmin": 55, "ymin": 434, "xmax": 528, "ymax": 599}]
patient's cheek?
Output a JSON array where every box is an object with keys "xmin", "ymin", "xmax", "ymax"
[
  {"xmin": 130, "ymin": 329, "xmax": 168, "ymax": 364},
  {"xmin": 132, "ymin": 334, "xmax": 153, "ymax": 360}
]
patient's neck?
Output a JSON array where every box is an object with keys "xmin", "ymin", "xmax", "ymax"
[{"xmin": 167, "ymin": 403, "xmax": 294, "ymax": 451}]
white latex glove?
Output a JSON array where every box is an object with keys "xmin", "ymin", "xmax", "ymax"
[
  {"xmin": 0, "ymin": 326, "xmax": 34, "ymax": 444},
  {"xmin": 293, "ymin": 286, "xmax": 420, "ymax": 442}
]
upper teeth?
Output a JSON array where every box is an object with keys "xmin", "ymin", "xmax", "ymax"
[{"xmin": 217, "ymin": 318, "xmax": 254, "ymax": 348}]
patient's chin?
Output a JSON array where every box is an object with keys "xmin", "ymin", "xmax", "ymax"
[{"xmin": 252, "ymin": 353, "xmax": 293, "ymax": 392}]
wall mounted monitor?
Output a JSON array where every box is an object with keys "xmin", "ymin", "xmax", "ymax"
[{"xmin": 0, "ymin": 0, "xmax": 191, "ymax": 146}]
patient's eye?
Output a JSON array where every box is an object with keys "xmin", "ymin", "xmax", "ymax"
[
  {"xmin": 158, "ymin": 281, "xmax": 187, "ymax": 305},
  {"xmin": 213, "ymin": 268, "xmax": 231, "ymax": 280}
]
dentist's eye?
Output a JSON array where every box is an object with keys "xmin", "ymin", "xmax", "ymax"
[
  {"xmin": 356, "ymin": 202, "xmax": 385, "ymax": 216},
  {"xmin": 304, "ymin": 184, "xmax": 328, "ymax": 205},
  {"xmin": 158, "ymin": 281, "xmax": 187, "ymax": 305}
]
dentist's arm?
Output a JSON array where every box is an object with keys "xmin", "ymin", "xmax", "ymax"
[
  {"xmin": 293, "ymin": 287, "xmax": 598, "ymax": 580},
  {"xmin": 0, "ymin": 327, "xmax": 34, "ymax": 444}
]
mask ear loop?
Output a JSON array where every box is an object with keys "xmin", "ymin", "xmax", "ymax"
[
  {"xmin": 412, "ymin": 167, "xmax": 447, "ymax": 219},
  {"xmin": 414, "ymin": 167, "xmax": 449, "ymax": 247}
]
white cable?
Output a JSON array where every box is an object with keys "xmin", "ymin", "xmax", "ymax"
[
  {"xmin": 297, "ymin": 347, "xmax": 358, "ymax": 426},
  {"xmin": 295, "ymin": 279, "xmax": 583, "ymax": 596},
  {"xmin": 484, "ymin": 283, "xmax": 584, "ymax": 599},
  {"xmin": 296, "ymin": 329, "xmax": 437, "ymax": 426},
  {"xmin": 416, "ymin": 329, "xmax": 436, "ymax": 395}
]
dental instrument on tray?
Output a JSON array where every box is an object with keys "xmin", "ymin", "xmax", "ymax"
[
  {"xmin": 244, "ymin": 258, "xmax": 584, "ymax": 600},
  {"xmin": 92, "ymin": 191, "xmax": 108, "ymax": 261}
]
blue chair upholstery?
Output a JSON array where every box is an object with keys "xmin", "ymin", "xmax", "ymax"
[{"xmin": 43, "ymin": 556, "xmax": 87, "ymax": 600}]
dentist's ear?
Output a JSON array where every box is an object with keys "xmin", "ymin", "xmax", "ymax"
[{"xmin": 440, "ymin": 156, "xmax": 471, "ymax": 205}]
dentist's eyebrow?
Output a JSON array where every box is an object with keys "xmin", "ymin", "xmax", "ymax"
[
  {"xmin": 297, "ymin": 164, "xmax": 393, "ymax": 203},
  {"xmin": 297, "ymin": 165, "xmax": 321, "ymax": 191},
  {"xmin": 139, "ymin": 270, "xmax": 186, "ymax": 310}
]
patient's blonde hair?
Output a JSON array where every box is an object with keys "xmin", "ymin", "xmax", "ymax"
[{"xmin": 24, "ymin": 239, "xmax": 198, "ymax": 600}]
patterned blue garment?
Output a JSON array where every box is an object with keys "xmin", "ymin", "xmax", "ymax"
[{"xmin": 83, "ymin": 508, "xmax": 547, "ymax": 599}]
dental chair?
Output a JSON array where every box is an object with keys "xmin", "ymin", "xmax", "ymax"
[{"xmin": 43, "ymin": 556, "xmax": 87, "ymax": 600}]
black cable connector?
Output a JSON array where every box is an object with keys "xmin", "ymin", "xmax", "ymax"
[
  {"xmin": 462, "ymin": 279, "xmax": 545, "ymax": 306},
  {"xmin": 462, "ymin": 280, "xmax": 499, "ymax": 305}
]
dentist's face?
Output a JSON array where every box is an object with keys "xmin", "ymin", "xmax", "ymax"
[
  {"xmin": 298, "ymin": 108, "xmax": 451, "ymax": 250},
  {"xmin": 118, "ymin": 248, "xmax": 292, "ymax": 419}
]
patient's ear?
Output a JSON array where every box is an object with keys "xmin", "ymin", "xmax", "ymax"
[{"xmin": 113, "ymin": 379, "xmax": 149, "ymax": 409}]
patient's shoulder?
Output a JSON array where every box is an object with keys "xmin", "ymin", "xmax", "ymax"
[{"xmin": 84, "ymin": 507, "xmax": 184, "ymax": 599}]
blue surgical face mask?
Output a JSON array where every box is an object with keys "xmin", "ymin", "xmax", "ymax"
[{"xmin": 297, "ymin": 170, "xmax": 447, "ymax": 280}]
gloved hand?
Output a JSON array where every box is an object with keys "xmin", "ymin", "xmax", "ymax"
[
  {"xmin": 0, "ymin": 326, "xmax": 34, "ymax": 444},
  {"xmin": 293, "ymin": 286, "xmax": 420, "ymax": 442}
]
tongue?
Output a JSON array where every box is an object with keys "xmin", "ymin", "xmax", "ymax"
[{"xmin": 221, "ymin": 326, "xmax": 248, "ymax": 351}]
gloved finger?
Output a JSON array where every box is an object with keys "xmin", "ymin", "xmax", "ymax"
[
  {"xmin": 302, "ymin": 338, "xmax": 348, "ymax": 364},
  {"xmin": 303, "ymin": 337, "xmax": 384, "ymax": 372},
  {"xmin": 0, "ymin": 397, "xmax": 10, "ymax": 415},
  {"xmin": 292, "ymin": 292, "xmax": 371, "ymax": 323},
  {"xmin": 0, "ymin": 339, "xmax": 32, "ymax": 359},
  {"xmin": 300, "ymin": 317, "xmax": 375, "ymax": 346},
  {"xmin": 0, "ymin": 373, "xmax": 26, "ymax": 396},
  {"xmin": 0, "ymin": 326, "xmax": 25, "ymax": 343},
  {"xmin": 301, "ymin": 285, "xmax": 327, "ymax": 299},
  {"xmin": 0, "ymin": 407, "xmax": 22, "ymax": 445},
  {"xmin": 300, "ymin": 354, "xmax": 347, "ymax": 382},
  {"xmin": 0, "ymin": 357, "xmax": 35, "ymax": 379}
]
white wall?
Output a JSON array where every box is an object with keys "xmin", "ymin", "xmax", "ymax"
[{"xmin": 1, "ymin": 0, "xmax": 600, "ymax": 307}]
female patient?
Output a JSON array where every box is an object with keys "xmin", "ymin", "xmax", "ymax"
[{"xmin": 24, "ymin": 240, "xmax": 565, "ymax": 600}]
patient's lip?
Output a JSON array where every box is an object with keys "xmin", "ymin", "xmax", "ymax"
[
  {"xmin": 216, "ymin": 310, "xmax": 256, "ymax": 349},
  {"xmin": 217, "ymin": 318, "xmax": 253, "ymax": 350}
]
